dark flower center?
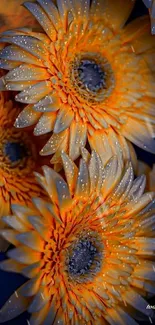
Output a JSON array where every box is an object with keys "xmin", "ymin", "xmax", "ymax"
[
  {"xmin": 78, "ymin": 59, "xmax": 106, "ymax": 92},
  {"xmin": 68, "ymin": 239, "xmax": 99, "ymax": 276},
  {"xmin": 71, "ymin": 53, "xmax": 115, "ymax": 103},
  {"xmin": 4, "ymin": 142, "xmax": 28, "ymax": 162}
]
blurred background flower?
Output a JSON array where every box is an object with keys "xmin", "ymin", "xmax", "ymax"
[
  {"xmin": 0, "ymin": 89, "xmax": 49, "ymax": 251},
  {"xmin": 0, "ymin": 0, "xmax": 38, "ymax": 33}
]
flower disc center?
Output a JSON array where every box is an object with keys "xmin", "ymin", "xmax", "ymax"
[
  {"xmin": 4, "ymin": 142, "xmax": 28, "ymax": 163},
  {"xmin": 78, "ymin": 59, "xmax": 106, "ymax": 92},
  {"xmin": 68, "ymin": 239, "xmax": 98, "ymax": 276},
  {"xmin": 71, "ymin": 53, "xmax": 115, "ymax": 103}
]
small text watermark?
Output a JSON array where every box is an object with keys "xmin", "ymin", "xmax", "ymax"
[{"xmin": 146, "ymin": 305, "xmax": 155, "ymax": 310}]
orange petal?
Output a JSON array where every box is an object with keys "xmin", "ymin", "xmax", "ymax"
[
  {"xmin": 121, "ymin": 16, "xmax": 150, "ymax": 43},
  {"xmin": 91, "ymin": 0, "xmax": 136, "ymax": 30},
  {"xmin": 121, "ymin": 117, "xmax": 155, "ymax": 153},
  {"xmin": 7, "ymin": 246, "xmax": 41, "ymax": 264}
]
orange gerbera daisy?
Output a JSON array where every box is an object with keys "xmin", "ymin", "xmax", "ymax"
[
  {"xmin": 0, "ymin": 91, "xmax": 46, "ymax": 251},
  {"xmin": 143, "ymin": 0, "xmax": 155, "ymax": 33},
  {"xmin": 0, "ymin": 0, "xmax": 154, "ymax": 168},
  {"xmin": 0, "ymin": 151, "xmax": 154, "ymax": 324}
]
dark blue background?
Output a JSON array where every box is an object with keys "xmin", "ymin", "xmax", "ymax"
[{"xmin": 0, "ymin": 0, "xmax": 155, "ymax": 324}]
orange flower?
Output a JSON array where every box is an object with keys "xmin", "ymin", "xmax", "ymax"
[
  {"xmin": 0, "ymin": 151, "xmax": 154, "ymax": 324},
  {"xmin": 143, "ymin": 0, "xmax": 155, "ymax": 34},
  {"xmin": 0, "ymin": 0, "xmax": 154, "ymax": 169},
  {"xmin": 0, "ymin": 0, "xmax": 38, "ymax": 33},
  {"xmin": 0, "ymin": 91, "xmax": 46, "ymax": 251}
]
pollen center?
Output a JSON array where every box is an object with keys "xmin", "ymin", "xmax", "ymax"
[
  {"xmin": 78, "ymin": 59, "xmax": 106, "ymax": 92},
  {"xmin": 69, "ymin": 240, "xmax": 97, "ymax": 276},
  {"xmin": 67, "ymin": 232, "xmax": 103, "ymax": 283},
  {"xmin": 4, "ymin": 142, "xmax": 27, "ymax": 162},
  {"xmin": 71, "ymin": 53, "xmax": 115, "ymax": 103}
]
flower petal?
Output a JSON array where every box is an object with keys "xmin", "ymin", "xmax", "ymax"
[
  {"xmin": 69, "ymin": 121, "xmax": 87, "ymax": 160},
  {"xmin": 2, "ymin": 215, "xmax": 28, "ymax": 232},
  {"xmin": 68, "ymin": 0, "xmax": 90, "ymax": 20},
  {"xmin": 33, "ymin": 198, "xmax": 62, "ymax": 225},
  {"xmin": 121, "ymin": 118, "xmax": 155, "ymax": 153},
  {"xmin": 0, "ymin": 229, "xmax": 19, "ymax": 246},
  {"xmin": 105, "ymin": 307, "xmax": 139, "ymax": 325},
  {"xmin": 128, "ymin": 175, "xmax": 146, "ymax": 201},
  {"xmin": 140, "ymin": 215, "xmax": 155, "ymax": 234},
  {"xmin": 7, "ymin": 246, "xmax": 41, "ymax": 264},
  {"xmin": 112, "ymin": 164, "xmax": 134, "ymax": 201},
  {"xmin": 15, "ymin": 81, "xmax": 52, "ymax": 104},
  {"xmin": 132, "ymin": 277, "xmax": 155, "ymax": 294},
  {"xmin": 53, "ymin": 311, "xmax": 65, "ymax": 325},
  {"xmin": 121, "ymin": 16, "xmax": 150, "ymax": 44},
  {"xmin": 33, "ymin": 94, "xmax": 58, "ymax": 112},
  {"xmin": 14, "ymin": 105, "xmax": 41, "ymax": 128},
  {"xmin": 28, "ymin": 287, "xmax": 50, "ymax": 313},
  {"xmin": 40, "ymin": 130, "xmax": 68, "ymax": 155},
  {"xmin": 24, "ymin": 2, "xmax": 56, "ymax": 41},
  {"xmin": 28, "ymin": 216, "xmax": 49, "ymax": 241},
  {"xmin": 88, "ymin": 151, "xmax": 101, "ymax": 190},
  {"xmin": 54, "ymin": 108, "xmax": 74, "ymax": 133},
  {"xmin": 55, "ymin": 176, "xmax": 71, "ymax": 209},
  {"xmin": 0, "ymin": 59, "xmax": 21, "ymax": 70},
  {"xmin": 142, "ymin": 0, "xmax": 152, "ymax": 8},
  {"xmin": 125, "ymin": 192, "xmax": 155, "ymax": 218},
  {"xmin": 22, "ymin": 261, "xmax": 43, "ymax": 278},
  {"xmin": 5, "ymin": 64, "xmax": 50, "ymax": 82},
  {"xmin": 42, "ymin": 165, "xmax": 71, "ymax": 208},
  {"xmin": 81, "ymin": 147, "xmax": 90, "ymax": 163},
  {"xmin": 0, "ymin": 259, "xmax": 23, "ymax": 273},
  {"xmin": 29, "ymin": 302, "xmax": 50, "ymax": 325},
  {"xmin": 42, "ymin": 299, "xmax": 58, "ymax": 325},
  {"xmin": 133, "ymin": 261, "xmax": 155, "ymax": 281},
  {"xmin": 88, "ymin": 130, "xmax": 113, "ymax": 165},
  {"xmin": 101, "ymin": 156, "xmax": 123, "ymax": 199},
  {"xmin": 57, "ymin": 0, "xmax": 70, "ymax": 25},
  {"xmin": 0, "ymin": 45, "xmax": 45, "ymax": 67},
  {"xmin": 46, "ymin": 203, "xmax": 62, "ymax": 224},
  {"xmin": 0, "ymin": 34, "xmax": 49, "ymax": 60},
  {"xmin": 131, "ymin": 237, "xmax": 155, "ymax": 256},
  {"xmin": 37, "ymin": 0, "xmax": 60, "ymax": 28},
  {"xmin": 75, "ymin": 159, "xmax": 90, "ymax": 198},
  {"xmin": 11, "ymin": 204, "xmax": 37, "ymax": 228},
  {"xmin": 5, "ymin": 80, "xmax": 38, "ymax": 91},
  {"xmin": 123, "ymin": 289, "xmax": 154, "ymax": 317},
  {"xmin": 61, "ymin": 151, "xmax": 78, "ymax": 194},
  {"xmin": 16, "ymin": 231, "xmax": 44, "ymax": 252},
  {"xmin": 34, "ymin": 112, "xmax": 56, "ymax": 136},
  {"xmin": 50, "ymin": 131, "xmax": 69, "ymax": 164},
  {"xmin": 91, "ymin": 0, "xmax": 135, "ymax": 29},
  {"xmin": 32, "ymin": 197, "xmax": 51, "ymax": 218},
  {"xmin": 2, "ymin": 29, "xmax": 50, "ymax": 45},
  {"xmin": 0, "ymin": 286, "xmax": 30, "ymax": 322},
  {"xmin": 18, "ymin": 276, "xmax": 42, "ymax": 297}
]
